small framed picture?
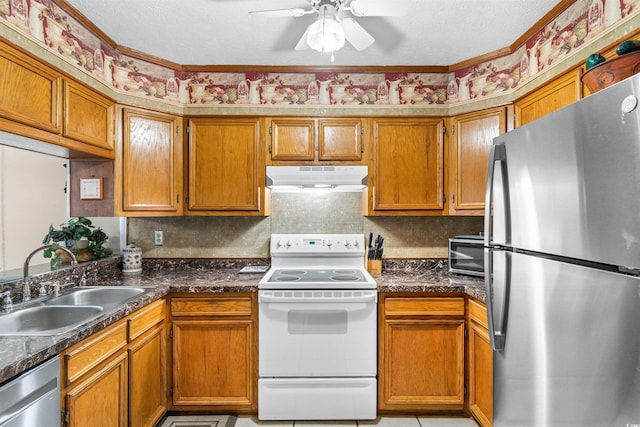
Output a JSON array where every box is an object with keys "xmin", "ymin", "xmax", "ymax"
[{"xmin": 80, "ymin": 178, "xmax": 103, "ymax": 200}]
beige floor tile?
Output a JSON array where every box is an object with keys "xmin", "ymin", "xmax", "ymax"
[
  {"xmin": 357, "ymin": 416, "xmax": 421, "ymax": 426},
  {"xmin": 294, "ymin": 421, "xmax": 357, "ymax": 426},
  {"xmin": 417, "ymin": 417, "xmax": 478, "ymax": 427},
  {"xmin": 235, "ymin": 415, "xmax": 294, "ymax": 426}
]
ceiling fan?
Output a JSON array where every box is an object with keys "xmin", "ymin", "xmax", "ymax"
[{"xmin": 249, "ymin": 0, "xmax": 406, "ymax": 59}]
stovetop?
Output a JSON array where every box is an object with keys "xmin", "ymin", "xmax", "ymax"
[
  {"xmin": 267, "ymin": 268, "xmax": 368, "ymax": 283},
  {"xmin": 259, "ymin": 234, "xmax": 377, "ymax": 290}
]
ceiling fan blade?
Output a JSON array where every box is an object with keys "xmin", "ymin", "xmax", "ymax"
[
  {"xmin": 249, "ymin": 8, "xmax": 311, "ymax": 17},
  {"xmin": 348, "ymin": 0, "xmax": 408, "ymax": 16},
  {"xmin": 294, "ymin": 25, "xmax": 312, "ymax": 50},
  {"xmin": 341, "ymin": 18, "xmax": 374, "ymax": 51}
]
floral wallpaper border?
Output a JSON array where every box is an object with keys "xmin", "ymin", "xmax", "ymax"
[{"xmin": 0, "ymin": 0, "xmax": 638, "ymax": 109}]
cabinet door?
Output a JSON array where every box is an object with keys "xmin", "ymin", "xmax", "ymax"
[
  {"xmin": 469, "ymin": 321, "xmax": 493, "ymax": 427},
  {"xmin": 515, "ymin": 68, "xmax": 582, "ymax": 126},
  {"xmin": 379, "ymin": 318, "xmax": 465, "ymax": 410},
  {"xmin": 468, "ymin": 299, "xmax": 493, "ymax": 427},
  {"xmin": 449, "ymin": 108, "xmax": 506, "ymax": 215},
  {"xmin": 129, "ymin": 323, "xmax": 166, "ymax": 427},
  {"xmin": 64, "ymin": 353, "xmax": 128, "ymax": 427},
  {"xmin": 120, "ymin": 108, "xmax": 183, "ymax": 215},
  {"xmin": 63, "ymin": 80, "xmax": 114, "ymax": 151},
  {"xmin": 172, "ymin": 319, "xmax": 255, "ymax": 408},
  {"xmin": 318, "ymin": 118, "xmax": 362, "ymax": 161},
  {"xmin": 0, "ymin": 42, "xmax": 60, "ymax": 133},
  {"xmin": 187, "ymin": 118, "xmax": 264, "ymax": 213},
  {"xmin": 270, "ymin": 118, "xmax": 315, "ymax": 161},
  {"xmin": 371, "ymin": 118, "xmax": 444, "ymax": 213}
]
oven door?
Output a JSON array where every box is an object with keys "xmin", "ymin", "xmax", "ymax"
[{"xmin": 258, "ymin": 290, "xmax": 377, "ymax": 377}]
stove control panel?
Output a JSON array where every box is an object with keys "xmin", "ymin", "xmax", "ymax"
[{"xmin": 270, "ymin": 234, "xmax": 366, "ymax": 256}]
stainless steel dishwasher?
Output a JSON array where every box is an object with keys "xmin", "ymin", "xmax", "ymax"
[{"xmin": 0, "ymin": 356, "xmax": 60, "ymax": 427}]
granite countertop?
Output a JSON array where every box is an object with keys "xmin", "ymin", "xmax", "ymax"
[
  {"xmin": 376, "ymin": 259, "xmax": 485, "ymax": 301},
  {"xmin": 0, "ymin": 258, "xmax": 484, "ymax": 385}
]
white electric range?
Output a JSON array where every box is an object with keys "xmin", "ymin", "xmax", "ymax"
[{"xmin": 258, "ymin": 233, "xmax": 377, "ymax": 421}]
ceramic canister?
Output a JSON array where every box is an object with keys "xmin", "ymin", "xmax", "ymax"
[{"xmin": 122, "ymin": 244, "xmax": 142, "ymax": 273}]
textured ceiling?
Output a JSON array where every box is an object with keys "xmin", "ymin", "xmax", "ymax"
[{"xmin": 64, "ymin": 0, "xmax": 561, "ymax": 67}]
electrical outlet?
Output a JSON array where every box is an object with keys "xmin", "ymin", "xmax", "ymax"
[{"xmin": 154, "ymin": 230, "xmax": 163, "ymax": 246}]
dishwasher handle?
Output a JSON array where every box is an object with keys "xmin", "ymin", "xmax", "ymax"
[{"xmin": 259, "ymin": 291, "xmax": 377, "ymax": 304}]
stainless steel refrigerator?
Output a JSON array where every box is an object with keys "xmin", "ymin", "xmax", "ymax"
[{"xmin": 485, "ymin": 74, "xmax": 640, "ymax": 426}]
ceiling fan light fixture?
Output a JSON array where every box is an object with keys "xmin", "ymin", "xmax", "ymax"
[{"xmin": 306, "ymin": 5, "xmax": 345, "ymax": 53}]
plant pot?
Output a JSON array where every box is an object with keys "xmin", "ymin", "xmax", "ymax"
[{"xmin": 55, "ymin": 248, "xmax": 93, "ymax": 263}]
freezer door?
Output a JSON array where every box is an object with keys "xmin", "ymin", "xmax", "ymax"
[
  {"xmin": 492, "ymin": 251, "xmax": 640, "ymax": 427},
  {"xmin": 491, "ymin": 74, "xmax": 640, "ymax": 267}
]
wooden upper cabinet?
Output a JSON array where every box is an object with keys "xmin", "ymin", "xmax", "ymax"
[
  {"xmin": 318, "ymin": 118, "xmax": 363, "ymax": 161},
  {"xmin": 368, "ymin": 118, "xmax": 444, "ymax": 215},
  {"xmin": 270, "ymin": 118, "xmax": 315, "ymax": 161},
  {"xmin": 449, "ymin": 107, "xmax": 507, "ymax": 215},
  {"xmin": 118, "ymin": 107, "xmax": 183, "ymax": 215},
  {"xmin": 63, "ymin": 80, "xmax": 114, "ymax": 151},
  {"xmin": 0, "ymin": 42, "xmax": 60, "ymax": 134},
  {"xmin": 515, "ymin": 68, "xmax": 582, "ymax": 126},
  {"xmin": 268, "ymin": 117, "xmax": 363, "ymax": 163},
  {"xmin": 187, "ymin": 117, "xmax": 266, "ymax": 215}
]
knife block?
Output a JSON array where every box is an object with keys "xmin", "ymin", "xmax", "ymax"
[{"xmin": 367, "ymin": 260, "xmax": 382, "ymax": 275}]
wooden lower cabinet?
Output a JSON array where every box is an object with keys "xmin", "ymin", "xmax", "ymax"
[
  {"xmin": 467, "ymin": 299, "xmax": 493, "ymax": 427},
  {"xmin": 379, "ymin": 295, "xmax": 465, "ymax": 412},
  {"xmin": 128, "ymin": 322, "xmax": 167, "ymax": 427},
  {"xmin": 60, "ymin": 299, "xmax": 167, "ymax": 427},
  {"xmin": 170, "ymin": 293, "xmax": 257, "ymax": 412},
  {"xmin": 64, "ymin": 352, "xmax": 128, "ymax": 427}
]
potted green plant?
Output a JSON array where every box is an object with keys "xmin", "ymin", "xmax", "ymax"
[{"xmin": 42, "ymin": 217, "xmax": 109, "ymax": 267}]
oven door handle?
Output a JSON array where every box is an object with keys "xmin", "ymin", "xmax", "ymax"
[{"xmin": 259, "ymin": 293, "xmax": 377, "ymax": 304}]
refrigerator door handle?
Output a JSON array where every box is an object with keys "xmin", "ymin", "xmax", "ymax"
[
  {"xmin": 484, "ymin": 143, "xmax": 510, "ymax": 246},
  {"xmin": 485, "ymin": 248, "xmax": 510, "ymax": 351}
]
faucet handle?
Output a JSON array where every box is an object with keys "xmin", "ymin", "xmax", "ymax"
[
  {"xmin": 39, "ymin": 281, "xmax": 61, "ymax": 298},
  {"xmin": 38, "ymin": 282, "xmax": 47, "ymax": 297},
  {"xmin": 1, "ymin": 291, "xmax": 13, "ymax": 312}
]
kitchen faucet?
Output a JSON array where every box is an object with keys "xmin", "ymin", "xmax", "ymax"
[{"xmin": 23, "ymin": 245, "xmax": 77, "ymax": 302}]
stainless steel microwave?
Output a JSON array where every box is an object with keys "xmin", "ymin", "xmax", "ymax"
[{"xmin": 448, "ymin": 236, "xmax": 484, "ymax": 277}]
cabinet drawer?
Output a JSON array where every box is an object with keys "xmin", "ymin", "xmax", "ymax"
[
  {"xmin": 384, "ymin": 297, "xmax": 464, "ymax": 317},
  {"xmin": 64, "ymin": 321, "xmax": 127, "ymax": 385},
  {"xmin": 468, "ymin": 299, "xmax": 488, "ymax": 329},
  {"xmin": 128, "ymin": 299, "xmax": 166, "ymax": 342},
  {"xmin": 171, "ymin": 296, "xmax": 253, "ymax": 317}
]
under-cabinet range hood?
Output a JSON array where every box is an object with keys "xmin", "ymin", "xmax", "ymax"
[{"xmin": 266, "ymin": 165, "xmax": 367, "ymax": 192}]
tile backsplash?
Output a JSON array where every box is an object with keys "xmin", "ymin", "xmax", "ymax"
[{"xmin": 128, "ymin": 192, "xmax": 482, "ymax": 259}]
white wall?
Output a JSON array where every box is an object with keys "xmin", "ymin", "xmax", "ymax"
[
  {"xmin": 0, "ymin": 145, "xmax": 68, "ymax": 271},
  {"xmin": 0, "ymin": 144, "xmax": 122, "ymax": 272}
]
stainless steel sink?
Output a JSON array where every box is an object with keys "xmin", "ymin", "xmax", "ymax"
[
  {"xmin": 0, "ymin": 305, "xmax": 104, "ymax": 336},
  {"xmin": 44, "ymin": 286, "xmax": 146, "ymax": 307}
]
